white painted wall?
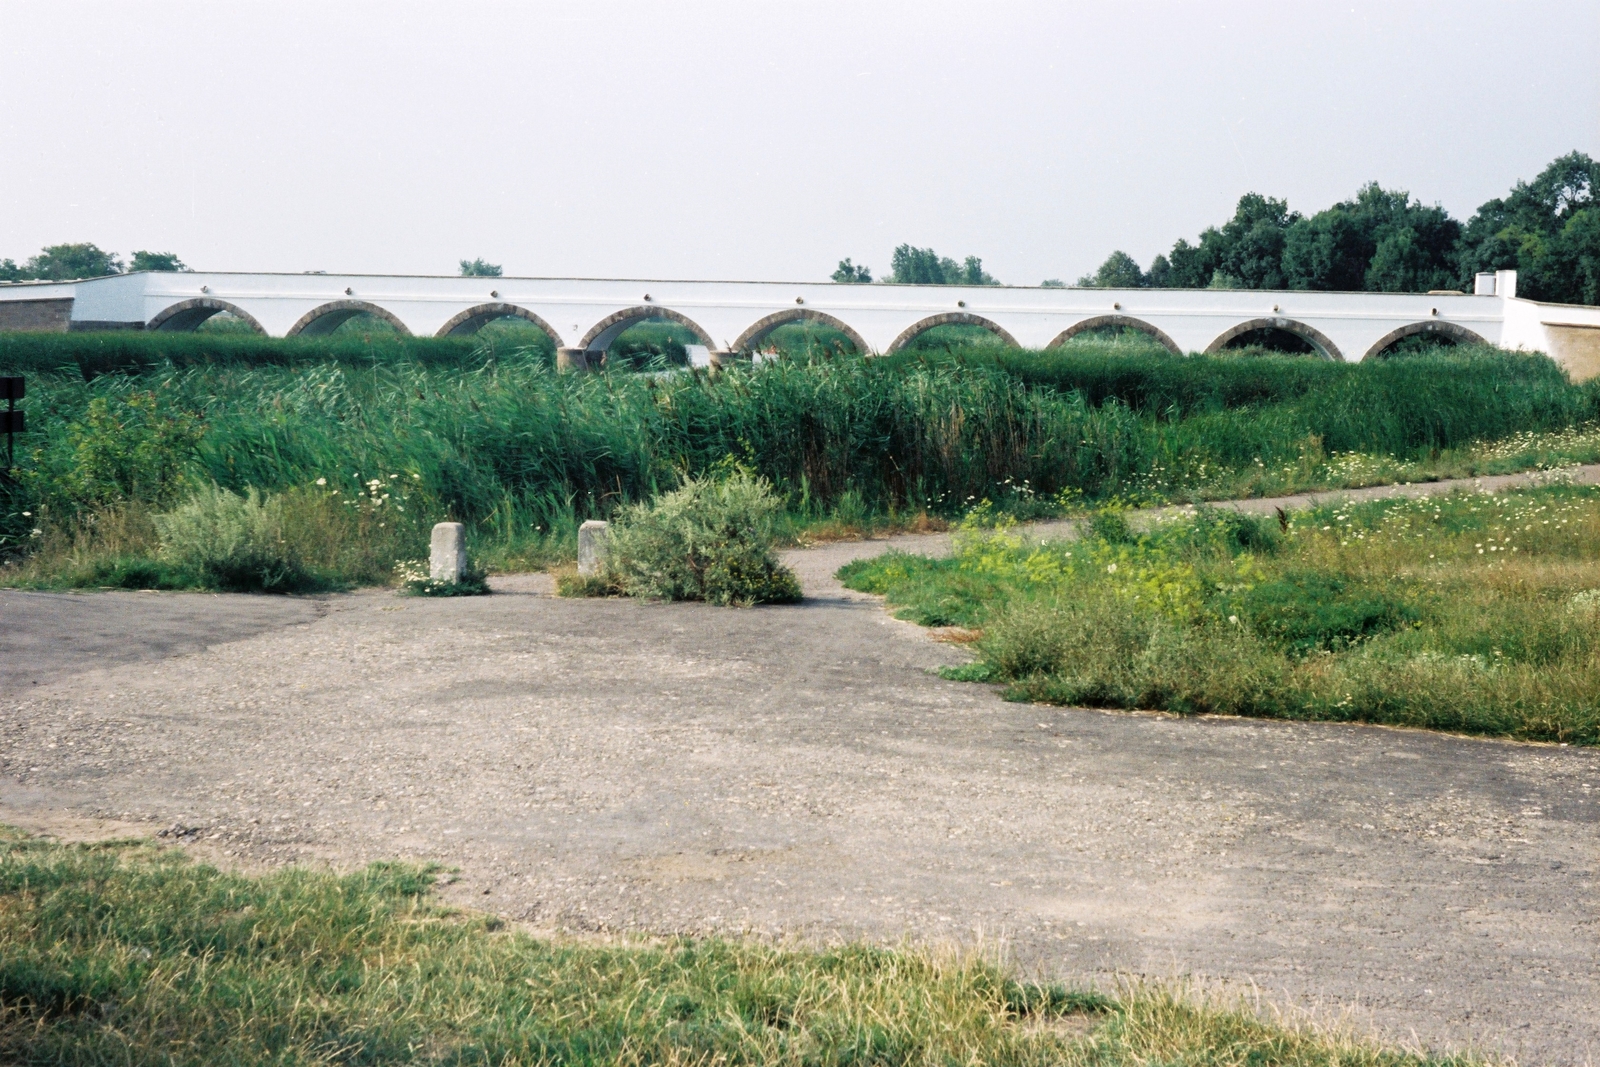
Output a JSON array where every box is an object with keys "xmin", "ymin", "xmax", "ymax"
[{"xmin": 7, "ymin": 270, "xmax": 1600, "ymax": 365}]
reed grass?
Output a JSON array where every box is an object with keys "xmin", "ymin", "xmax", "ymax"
[
  {"xmin": 0, "ymin": 829, "xmax": 1478, "ymax": 1066},
  {"xmin": 4, "ymin": 339, "xmax": 1599, "ymax": 591}
]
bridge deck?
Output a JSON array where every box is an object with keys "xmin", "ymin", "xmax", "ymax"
[{"xmin": 3, "ymin": 269, "xmax": 1599, "ymax": 371}]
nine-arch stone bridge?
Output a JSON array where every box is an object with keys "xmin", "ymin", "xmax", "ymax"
[{"xmin": 3, "ymin": 268, "xmax": 1599, "ymax": 376}]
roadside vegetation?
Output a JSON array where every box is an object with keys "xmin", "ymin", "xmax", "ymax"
[
  {"xmin": 560, "ymin": 471, "xmax": 801, "ymax": 605},
  {"xmin": 841, "ymin": 480, "xmax": 1600, "ymax": 745},
  {"xmin": 4, "ymin": 328, "xmax": 1600, "ymax": 594},
  {"xmin": 0, "ymin": 829, "xmax": 1478, "ymax": 1066}
]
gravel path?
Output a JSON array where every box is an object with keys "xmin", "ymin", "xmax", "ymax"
[{"xmin": 2, "ymin": 469, "xmax": 1598, "ymax": 1063}]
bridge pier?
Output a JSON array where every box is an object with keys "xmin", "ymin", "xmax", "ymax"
[{"xmin": 556, "ymin": 347, "xmax": 590, "ymax": 373}]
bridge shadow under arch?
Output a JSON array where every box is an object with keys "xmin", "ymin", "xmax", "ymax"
[
  {"xmin": 146, "ymin": 298, "xmax": 266, "ymax": 334},
  {"xmin": 886, "ymin": 312, "xmax": 1018, "ymax": 353},
  {"xmin": 732, "ymin": 309, "xmax": 868, "ymax": 355},
  {"xmin": 1206, "ymin": 317, "xmax": 1343, "ymax": 361},
  {"xmin": 1362, "ymin": 320, "xmax": 1486, "ymax": 361},
  {"xmin": 288, "ymin": 300, "xmax": 412, "ymax": 338},
  {"xmin": 436, "ymin": 303, "xmax": 562, "ymax": 347},
  {"xmin": 1049, "ymin": 314, "xmax": 1181, "ymax": 355},
  {"xmin": 580, "ymin": 306, "xmax": 716, "ymax": 357}
]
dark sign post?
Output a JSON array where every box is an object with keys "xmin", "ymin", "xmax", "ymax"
[{"xmin": 0, "ymin": 377, "xmax": 23, "ymax": 469}]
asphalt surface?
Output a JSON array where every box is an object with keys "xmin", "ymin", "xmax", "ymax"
[{"xmin": 2, "ymin": 471, "xmax": 1598, "ymax": 1062}]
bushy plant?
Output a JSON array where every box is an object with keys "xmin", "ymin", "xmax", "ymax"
[
  {"xmin": 152, "ymin": 485, "xmax": 324, "ymax": 593},
  {"xmin": 23, "ymin": 391, "xmax": 203, "ymax": 513},
  {"xmin": 603, "ymin": 472, "xmax": 802, "ymax": 606}
]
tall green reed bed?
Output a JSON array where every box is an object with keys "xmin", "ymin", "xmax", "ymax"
[
  {"xmin": 841, "ymin": 482, "xmax": 1600, "ymax": 744},
  {"xmin": 0, "ymin": 829, "xmax": 1476, "ymax": 1066},
  {"xmin": 0, "ymin": 329, "xmax": 514, "ymax": 377},
  {"xmin": 3, "ymin": 342, "xmax": 1598, "ymax": 592}
]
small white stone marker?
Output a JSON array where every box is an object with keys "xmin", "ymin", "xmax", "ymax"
[
  {"xmin": 430, "ymin": 522, "xmax": 468, "ymax": 583},
  {"xmin": 578, "ymin": 520, "xmax": 610, "ymax": 576}
]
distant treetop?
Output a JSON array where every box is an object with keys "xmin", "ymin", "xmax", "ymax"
[
  {"xmin": 460, "ymin": 258, "xmax": 503, "ymax": 277},
  {"xmin": 0, "ymin": 243, "xmax": 189, "ymax": 281},
  {"xmin": 831, "ymin": 258, "xmax": 873, "ymax": 283},
  {"xmin": 888, "ymin": 245, "xmax": 999, "ymax": 286},
  {"xmin": 130, "ymin": 251, "xmax": 188, "ymax": 273},
  {"xmin": 1069, "ymin": 151, "xmax": 1600, "ymax": 304}
]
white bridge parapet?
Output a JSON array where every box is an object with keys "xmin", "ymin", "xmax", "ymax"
[{"xmin": 4, "ymin": 268, "xmax": 1600, "ymax": 375}]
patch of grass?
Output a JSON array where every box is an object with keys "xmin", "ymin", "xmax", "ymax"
[
  {"xmin": 0, "ymin": 829, "xmax": 1476, "ymax": 1066},
  {"xmin": 842, "ymin": 482, "xmax": 1600, "ymax": 744}
]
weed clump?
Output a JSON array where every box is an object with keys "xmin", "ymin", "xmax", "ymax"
[
  {"xmin": 152, "ymin": 485, "xmax": 327, "ymax": 593},
  {"xmin": 394, "ymin": 558, "xmax": 490, "ymax": 597},
  {"xmin": 597, "ymin": 472, "xmax": 802, "ymax": 606}
]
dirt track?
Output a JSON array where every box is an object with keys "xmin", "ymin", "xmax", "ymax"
[{"xmin": 2, "ymin": 471, "xmax": 1598, "ymax": 1063}]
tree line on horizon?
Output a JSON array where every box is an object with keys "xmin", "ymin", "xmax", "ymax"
[
  {"xmin": 0, "ymin": 244, "xmax": 186, "ymax": 282},
  {"xmin": 0, "ymin": 247, "xmax": 510, "ymax": 283},
  {"xmin": 836, "ymin": 152, "xmax": 1600, "ymax": 306}
]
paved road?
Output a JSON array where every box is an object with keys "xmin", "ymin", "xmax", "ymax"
[{"xmin": 2, "ymin": 471, "xmax": 1597, "ymax": 1062}]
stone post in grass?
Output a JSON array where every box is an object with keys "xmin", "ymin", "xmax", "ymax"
[
  {"xmin": 430, "ymin": 522, "xmax": 468, "ymax": 584},
  {"xmin": 578, "ymin": 520, "xmax": 610, "ymax": 577}
]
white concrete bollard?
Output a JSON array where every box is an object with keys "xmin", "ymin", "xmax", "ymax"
[
  {"xmin": 430, "ymin": 522, "xmax": 468, "ymax": 583},
  {"xmin": 578, "ymin": 520, "xmax": 610, "ymax": 577}
]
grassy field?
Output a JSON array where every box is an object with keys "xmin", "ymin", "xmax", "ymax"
[
  {"xmin": 0, "ymin": 829, "xmax": 1476, "ymax": 1066},
  {"xmin": 840, "ymin": 481, "xmax": 1600, "ymax": 744},
  {"xmin": 4, "ymin": 331, "xmax": 1600, "ymax": 592}
]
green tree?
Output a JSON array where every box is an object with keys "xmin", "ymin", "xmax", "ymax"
[
  {"xmin": 1281, "ymin": 183, "xmax": 1459, "ymax": 292},
  {"xmin": 1040, "ymin": 278, "xmax": 1066, "ymax": 288},
  {"xmin": 1164, "ymin": 194, "xmax": 1298, "ymax": 290},
  {"xmin": 1076, "ymin": 250, "xmax": 1146, "ymax": 288},
  {"xmin": 459, "ymin": 258, "xmax": 502, "ymax": 277},
  {"xmin": 25, "ymin": 242, "xmax": 123, "ymax": 280},
  {"xmin": 1457, "ymin": 151, "xmax": 1600, "ymax": 303},
  {"xmin": 888, "ymin": 245, "xmax": 998, "ymax": 285},
  {"xmin": 1146, "ymin": 255, "xmax": 1172, "ymax": 287},
  {"xmin": 831, "ymin": 258, "xmax": 873, "ymax": 283},
  {"xmin": 959, "ymin": 255, "xmax": 998, "ymax": 285},
  {"xmin": 129, "ymin": 250, "xmax": 188, "ymax": 272},
  {"xmin": 0, "ymin": 259, "xmax": 26, "ymax": 282}
]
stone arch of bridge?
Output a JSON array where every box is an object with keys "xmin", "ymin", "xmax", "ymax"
[
  {"xmin": 1205, "ymin": 317, "xmax": 1343, "ymax": 361},
  {"xmin": 287, "ymin": 300, "xmax": 412, "ymax": 338},
  {"xmin": 886, "ymin": 312, "xmax": 1018, "ymax": 353},
  {"xmin": 1361, "ymin": 320, "xmax": 1487, "ymax": 361},
  {"xmin": 731, "ymin": 308, "xmax": 869, "ymax": 355},
  {"xmin": 579, "ymin": 305, "xmax": 716, "ymax": 354},
  {"xmin": 435, "ymin": 303, "xmax": 563, "ymax": 345},
  {"xmin": 146, "ymin": 298, "xmax": 267, "ymax": 334},
  {"xmin": 1049, "ymin": 314, "xmax": 1181, "ymax": 355}
]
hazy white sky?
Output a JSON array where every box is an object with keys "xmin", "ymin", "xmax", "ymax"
[{"xmin": 3, "ymin": 1, "xmax": 1596, "ymax": 284}]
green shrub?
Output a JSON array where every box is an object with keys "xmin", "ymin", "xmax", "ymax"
[
  {"xmin": 604, "ymin": 473, "xmax": 802, "ymax": 606},
  {"xmin": 153, "ymin": 485, "xmax": 325, "ymax": 593}
]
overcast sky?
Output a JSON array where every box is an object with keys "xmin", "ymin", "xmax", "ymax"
[{"xmin": 3, "ymin": 1, "xmax": 1597, "ymax": 284}]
